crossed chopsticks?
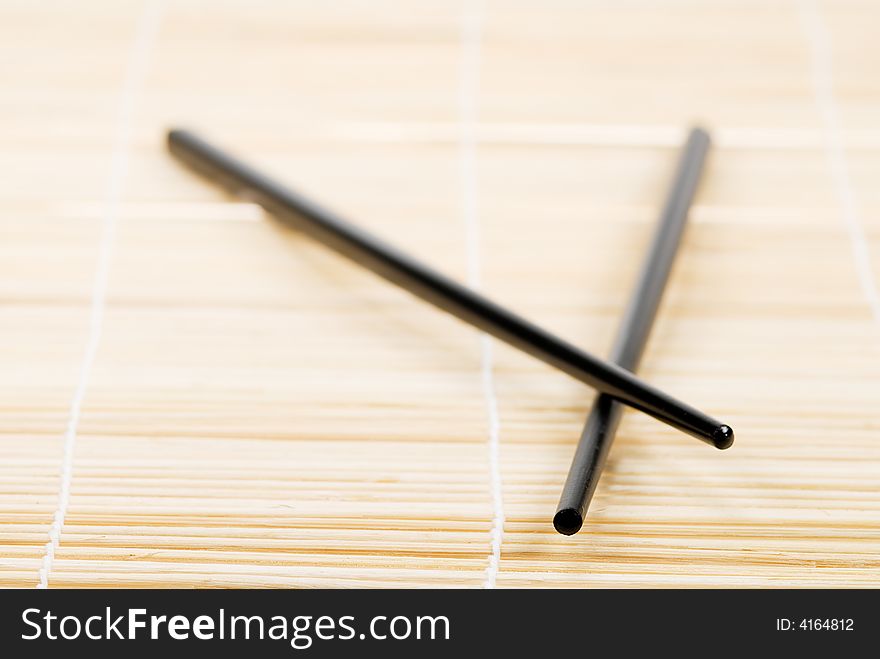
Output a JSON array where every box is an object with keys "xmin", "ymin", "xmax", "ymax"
[{"xmin": 167, "ymin": 126, "xmax": 731, "ymax": 535}]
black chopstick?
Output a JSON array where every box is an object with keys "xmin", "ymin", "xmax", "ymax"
[
  {"xmin": 166, "ymin": 128, "xmax": 733, "ymax": 448},
  {"xmin": 554, "ymin": 127, "xmax": 713, "ymax": 535}
]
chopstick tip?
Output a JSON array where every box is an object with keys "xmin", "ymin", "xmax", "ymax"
[
  {"xmin": 553, "ymin": 508, "xmax": 583, "ymax": 536},
  {"xmin": 713, "ymin": 424, "xmax": 734, "ymax": 450},
  {"xmin": 689, "ymin": 124, "xmax": 712, "ymax": 145},
  {"xmin": 166, "ymin": 127, "xmax": 196, "ymax": 150}
]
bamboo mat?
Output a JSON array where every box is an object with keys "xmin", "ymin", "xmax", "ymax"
[{"xmin": 1, "ymin": 0, "xmax": 879, "ymax": 588}]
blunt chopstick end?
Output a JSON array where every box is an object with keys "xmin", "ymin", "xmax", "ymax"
[
  {"xmin": 712, "ymin": 424, "xmax": 735, "ymax": 450},
  {"xmin": 167, "ymin": 127, "xmax": 185, "ymax": 147},
  {"xmin": 689, "ymin": 124, "xmax": 712, "ymax": 141},
  {"xmin": 553, "ymin": 508, "xmax": 583, "ymax": 536}
]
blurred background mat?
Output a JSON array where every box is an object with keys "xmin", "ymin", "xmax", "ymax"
[{"xmin": 1, "ymin": 0, "xmax": 879, "ymax": 588}]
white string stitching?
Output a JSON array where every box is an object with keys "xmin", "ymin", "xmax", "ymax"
[
  {"xmin": 37, "ymin": 0, "xmax": 164, "ymax": 589},
  {"xmin": 798, "ymin": 0, "xmax": 880, "ymax": 323},
  {"xmin": 457, "ymin": 0, "xmax": 505, "ymax": 589}
]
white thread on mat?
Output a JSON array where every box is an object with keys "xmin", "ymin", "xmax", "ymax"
[
  {"xmin": 457, "ymin": 0, "xmax": 505, "ymax": 589},
  {"xmin": 799, "ymin": 0, "xmax": 880, "ymax": 323},
  {"xmin": 37, "ymin": 0, "xmax": 165, "ymax": 589}
]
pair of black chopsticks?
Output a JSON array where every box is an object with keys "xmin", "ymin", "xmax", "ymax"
[{"xmin": 167, "ymin": 126, "xmax": 730, "ymax": 535}]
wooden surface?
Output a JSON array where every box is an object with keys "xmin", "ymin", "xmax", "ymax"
[{"xmin": 2, "ymin": 0, "xmax": 879, "ymax": 588}]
